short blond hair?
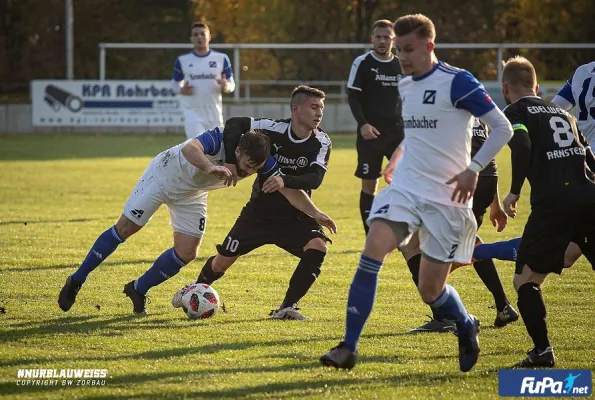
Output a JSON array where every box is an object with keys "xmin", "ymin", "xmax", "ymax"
[
  {"xmin": 502, "ymin": 56, "xmax": 537, "ymax": 89},
  {"xmin": 393, "ymin": 14, "xmax": 436, "ymax": 41}
]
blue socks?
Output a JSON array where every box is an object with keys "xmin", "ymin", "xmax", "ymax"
[
  {"xmin": 72, "ymin": 226, "xmax": 125, "ymax": 283},
  {"xmin": 428, "ymin": 285, "xmax": 474, "ymax": 333},
  {"xmin": 134, "ymin": 248, "xmax": 188, "ymax": 294},
  {"xmin": 473, "ymin": 237, "xmax": 521, "ymax": 262},
  {"xmin": 344, "ymin": 255, "xmax": 383, "ymax": 352}
]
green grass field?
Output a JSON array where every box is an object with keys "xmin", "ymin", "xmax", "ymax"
[{"xmin": 0, "ymin": 134, "xmax": 593, "ymax": 399}]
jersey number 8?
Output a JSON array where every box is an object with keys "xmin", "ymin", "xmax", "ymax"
[{"xmin": 549, "ymin": 116, "xmax": 575, "ymax": 148}]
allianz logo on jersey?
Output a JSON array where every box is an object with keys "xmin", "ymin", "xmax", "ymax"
[
  {"xmin": 189, "ymin": 73, "xmax": 217, "ymax": 80},
  {"xmin": 498, "ymin": 369, "xmax": 592, "ymax": 397},
  {"xmin": 403, "ymin": 115, "xmax": 438, "ymax": 129},
  {"xmin": 473, "ymin": 127, "xmax": 488, "ymax": 139},
  {"xmin": 274, "ymin": 154, "xmax": 309, "ymax": 170},
  {"xmin": 374, "ymin": 73, "xmax": 399, "ymax": 82}
]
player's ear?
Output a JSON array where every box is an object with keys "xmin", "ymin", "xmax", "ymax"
[
  {"xmin": 234, "ymin": 147, "xmax": 241, "ymax": 159},
  {"xmin": 291, "ymin": 103, "xmax": 299, "ymax": 114},
  {"xmin": 427, "ymin": 40, "xmax": 435, "ymax": 53},
  {"xmin": 535, "ymin": 83, "xmax": 540, "ymax": 96}
]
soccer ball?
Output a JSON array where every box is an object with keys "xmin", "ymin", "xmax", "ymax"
[{"xmin": 181, "ymin": 283, "xmax": 220, "ymax": 320}]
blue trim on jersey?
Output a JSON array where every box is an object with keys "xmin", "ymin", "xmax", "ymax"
[
  {"xmin": 451, "ymin": 70, "xmax": 496, "ymax": 117},
  {"xmin": 196, "ymin": 128, "xmax": 223, "ymax": 155},
  {"xmin": 438, "ymin": 65, "xmax": 458, "ymax": 75},
  {"xmin": 172, "ymin": 58, "xmax": 184, "ymax": 81},
  {"xmin": 222, "ymin": 54, "xmax": 233, "ymax": 79},
  {"xmin": 412, "ymin": 62, "xmax": 441, "ymax": 81},
  {"xmin": 258, "ymin": 155, "xmax": 279, "ymax": 176},
  {"xmin": 556, "ymin": 78, "xmax": 575, "ymax": 106},
  {"xmin": 192, "ymin": 50, "xmax": 212, "ymax": 58},
  {"xmin": 438, "ymin": 62, "xmax": 459, "ymax": 74}
]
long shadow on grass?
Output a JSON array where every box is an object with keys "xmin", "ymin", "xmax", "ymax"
[
  {"xmin": 78, "ymin": 370, "xmax": 463, "ymax": 399},
  {"xmin": 3, "ymin": 259, "xmax": 159, "ymax": 273},
  {"xmin": 0, "ymin": 365, "xmax": 463, "ymax": 397},
  {"xmin": 0, "ymin": 314, "xmax": 141, "ymax": 346},
  {"xmin": 0, "ymin": 217, "xmax": 113, "ymax": 226}
]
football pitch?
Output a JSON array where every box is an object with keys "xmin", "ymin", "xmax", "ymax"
[{"xmin": 0, "ymin": 133, "xmax": 593, "ymax": 399}]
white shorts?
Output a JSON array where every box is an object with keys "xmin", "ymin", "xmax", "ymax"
[
  {"xmin": 367, "ymin": 186, "xmax": 477, "ymax": 264},
  {"xmin": 183, "ymin": 110, "xmax": 220, "ymax": 140},
  {"xmin": 123, "ymin": 159, "xmax": 208, "ymax": 238}
]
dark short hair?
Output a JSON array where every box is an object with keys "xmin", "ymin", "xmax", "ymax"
[
  {"xmin": 290, "ymin": 85, "xmax": 326, "ymax": 106},
  {"xmin": 502, "ymin": 56, "xmax": 537, "ymax": 89},
  {"xmin": 237, "ymin": 131, "xmax": 271, "ymax": 165},
  {"xmin": 393, "ymin": 14, "xmax": 436, "ymax": 41},
  {"xmin": 372, "ymin": 19, "xmax": 394, "ymax": 32},
  {"xmin": 190, "ymin": 22, "xmax": 209, "ymax": 35}
]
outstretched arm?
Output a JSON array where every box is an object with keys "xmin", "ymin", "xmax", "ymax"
[
  {"xmin": 278, "ymin": 188, "xmax": 337, "ymax": 234},
  {"xmin": 182, "ymin": 131, "xmax": 233, "ymax": 186}
]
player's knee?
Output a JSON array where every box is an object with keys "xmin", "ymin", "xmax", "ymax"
[
  {"xmin": 174, "ymin": 247, "xmax": 198, "ymax": 264},
  {"xmin": 115, "ymin": 215, "xmax": 141, "ymax": 239},
  {"xmin": 299, "ymin": 249, "xmax": 326, "ymax": 279},
  {"xmin": 212, "ymin": 254, "xmax": 238, "ymax": 273},
  {"xmin": 303, "ymin": 238, "xmax": 327, "ymax": 253},
  {"xmin": 361, "ymin": 179, "xmax": 378, "ymax": 195},
  {"xmin": 417, "ymin": 278, "xmax": 443, "ymax": 303},
  {"xmin": 513, "ymin": 272, "xmax": 537, "ymax": 292}
]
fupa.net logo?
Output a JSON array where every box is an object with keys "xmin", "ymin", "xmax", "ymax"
[{"xmin": 499, "ymin": 369, "xmax": 592, "ymax": 397}]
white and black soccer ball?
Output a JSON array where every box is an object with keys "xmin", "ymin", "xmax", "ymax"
[{"xmin": 181, "ymin": 283, "xmax": 220, "ymax": 320}]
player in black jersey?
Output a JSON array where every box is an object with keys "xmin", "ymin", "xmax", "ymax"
[
  {"xmin": 181, "ymin": 86, "xmax": 335, "ymax": 321},
  {"xmin": 501, "ymin": 56, "xmax": 595, "ymax": 368},
  {"xmin": 387, "ymin": 118, "xmax": 519, "ymax": 332},
  {"xmin": 347, "ymin": 19, "xmax": 404, "ymax": 234}
]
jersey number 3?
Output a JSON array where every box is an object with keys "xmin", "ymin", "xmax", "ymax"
[{"xmin": 550, "ymin": 116, "xmax": 575, "ymax": 148}]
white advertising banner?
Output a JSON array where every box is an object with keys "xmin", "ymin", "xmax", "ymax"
[{"xmin": 31, "ymin": 80, "xmax": 183, "ymax": 126}]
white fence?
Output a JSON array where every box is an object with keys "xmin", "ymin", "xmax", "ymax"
[{"xmin": 98, "ymin": 42, "xmax": 595, "ymax": 101}]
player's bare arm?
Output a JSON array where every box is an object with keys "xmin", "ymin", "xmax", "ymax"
[
  {"xmin": 278, "ymin": 187, "xmax": 337, "ymax": 234},
  {"xmin": 381, "ymin": 143, "xmax": 404, "ymax": 184},
  {"xmin": 181, "ymin": 139, "xmax": 233, "ymax": 186},
  {"xmin": 262, "ymin": 176, "xmax": 285, "ymax": 193},
  {"xmin": 489, "ymin": 182, "xmax": 508, "ymax": 231}
]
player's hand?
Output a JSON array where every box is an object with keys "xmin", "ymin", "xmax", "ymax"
[
  {"xmin": 503, "ymin": 193, "xmax": 520, "ymax": 218},
  {"xmin": 180, "ymin": 81, "xmax": 194, "ymax": 96},
  {"xmin": 216, "ymin": 78, "xmax": 228, "ymax": 90},
  {"xmin": 489, "ymin": 202, "xmax": 508, "ymax": 232},
  {"xmin": 360, "ymin": 123, "xmax": 381, "ymax": 140},
  {"xmin": 314, "ymin": 211, "xmax": 337, "ymax": 234},
  {"xmin": 224, "ymin": 163, "xmax": 238, "ymax": 186},
  {"xmin": 381, "ymin": 164, "xmax": 394, "ymax": 184},
  {"xmin": 262, "ymin": 176, "xmax": 285, "ymax": 193},
  {"xmin": 446, "ymin": 168, "xmax": 478, "ymax": 204},
  {"xmin": 208, "ymin": 165, "xmax": 233, "ymax": 186}
]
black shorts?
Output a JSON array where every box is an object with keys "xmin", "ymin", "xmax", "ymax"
[
  {"xmin": 472, "ymin": 175, "xmax": 498, "ymax": 229},
  {"xmin": 355, "ymin": 125, "xmax": 403, "ymax": 179},
  {"xmin": 216, "ymin": 201, "xmax": 331, "ymax": 259},
  {"xmin": 516, "ymin": 203, "xmax": 595, "ymax": 275}
]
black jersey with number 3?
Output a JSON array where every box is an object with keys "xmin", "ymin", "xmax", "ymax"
[
  {"xmin": 347, "ymin": 51, "xmax": 403, "ymax": 128},
  {"xmin": 504, "ymin": 96, "xmax": 595, "ymax": 207}
]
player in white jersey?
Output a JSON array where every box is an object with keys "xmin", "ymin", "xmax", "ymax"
[
  {"xmin": 171, "ymin": 23, "xmax": 236, "ymax": 139},
  {"xmin": 552, "ymin": 61, "xmax": 595, "ymax": 143},
  {"xmin": 58, "ymin": 129, "xmax": 336, "ymax": 315},
  {"xmin": 320, "ymin": 14, "xmax": 513, "ymax": 372}
]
